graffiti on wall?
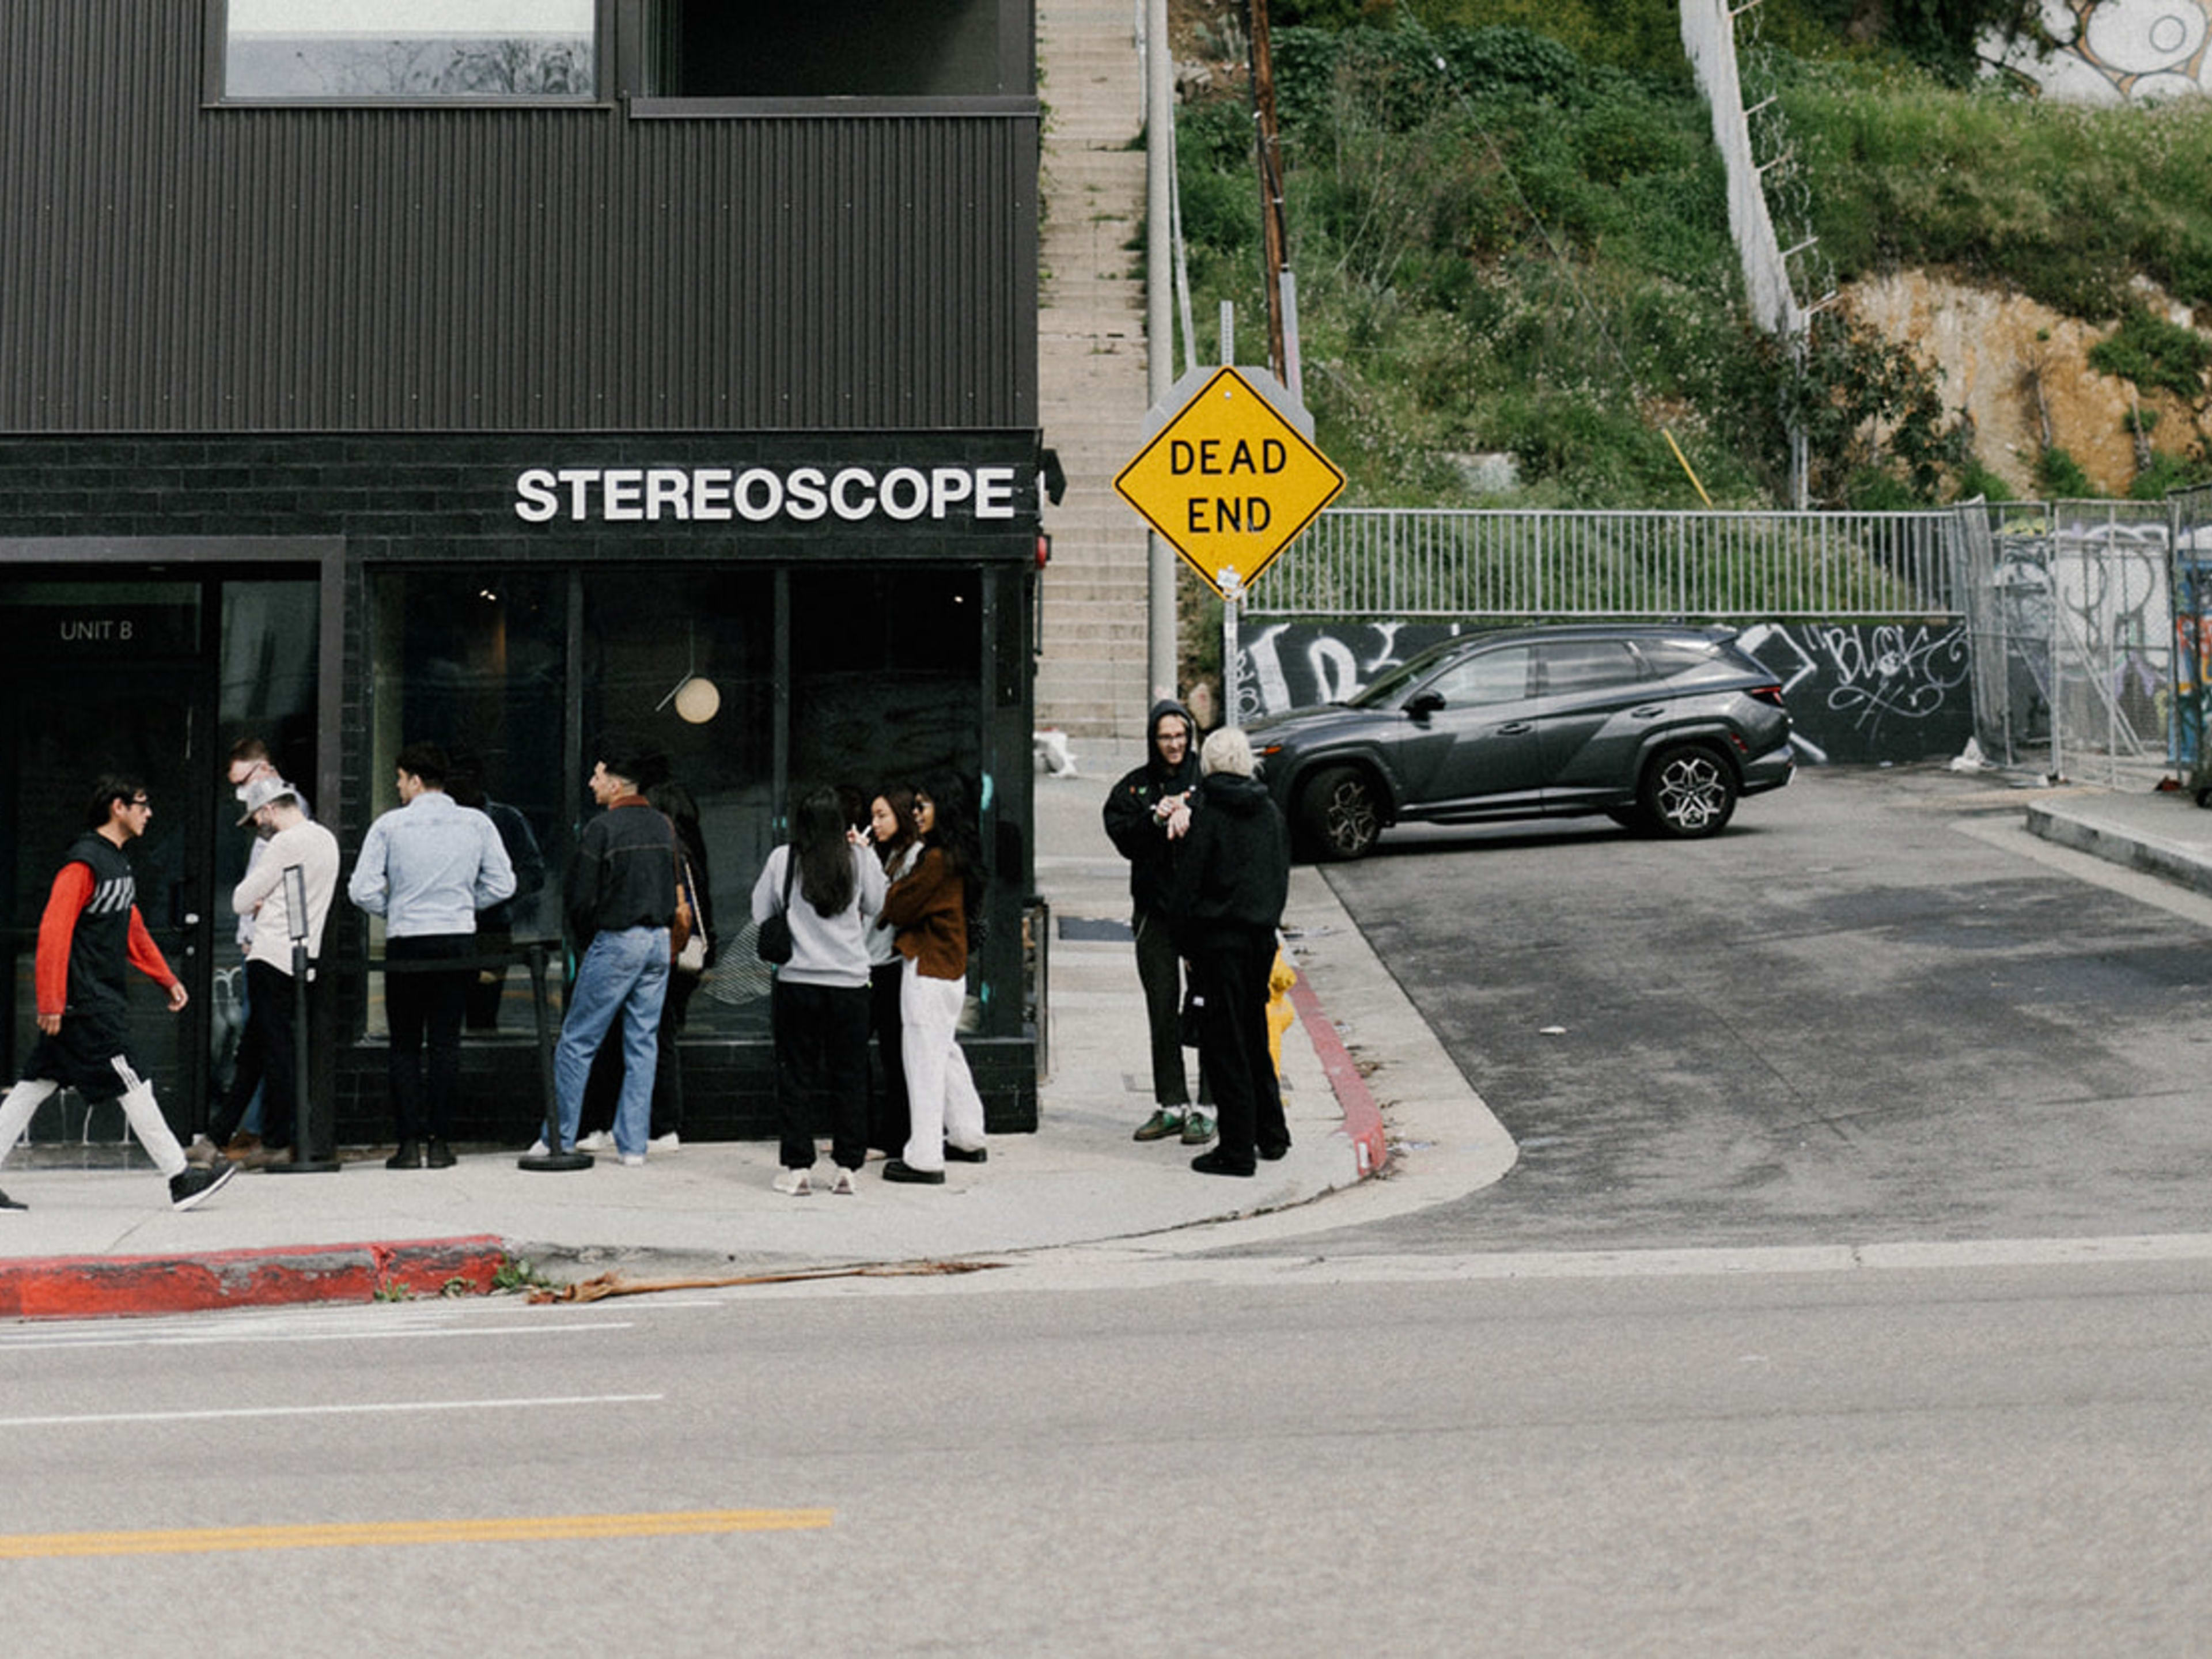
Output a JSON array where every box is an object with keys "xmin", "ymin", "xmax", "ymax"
[
  {"xmin": 1234, "ymin": 619, "xmax": 1976, "ymax": 766},
  {"xmin": 1995, "ymin": 2, "xmax": 2210, "ymax": 102}
]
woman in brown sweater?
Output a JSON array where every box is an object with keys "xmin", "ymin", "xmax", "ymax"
[{"xmin": 878, "ymin": 774, "xmax": 987, "ymax": 1184}]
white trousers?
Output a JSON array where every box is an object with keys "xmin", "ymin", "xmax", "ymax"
[
  {"xmin": 0, "ymin": 1071, "xmax": 188, "ymax": 1179},
  {"xmin": 899, "ymin": 960, "xmax": 984, "ymax": 1173}
]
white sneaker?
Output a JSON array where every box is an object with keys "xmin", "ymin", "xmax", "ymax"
[
  {"xmin": 525, "ymin": 1137, "xmax": 550, "ymax": 1157},
  {"xmin": 576, "ymin": 1130, "xmax": 615, "ymax": 1153},
  {"xmin": 650, "ymin": 1132, "xmax": 681, "ymax": 1155},
  {"xmin": 772, "ymin": 1168, "xmax": 812, "ymax": 1196},
  {"xmin": 830, "ymin": 1168, "xmax": 856, "ymax": 1196}
]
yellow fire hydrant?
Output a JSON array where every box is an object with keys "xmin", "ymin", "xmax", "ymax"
[{"xmin": 1266, "ymin": 945, "xmax": 1296, "ymax": 1081}]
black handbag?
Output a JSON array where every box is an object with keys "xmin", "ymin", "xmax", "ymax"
[
  {"xmin": 755, "ymin": 849, "xmax": 798, "ymax": 965},
  {"xmin": 1179, "ymin": 982, "xmax": 1206, "ymax": 1047}
]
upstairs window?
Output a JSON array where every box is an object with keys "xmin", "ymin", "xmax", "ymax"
[
  {"xmin": 639, "ymin": 0, "xmax": 1019, "ymax": 99},
  {"xmin": 220, "ymin": 0, "xmax": 597, "ymax": 102}
]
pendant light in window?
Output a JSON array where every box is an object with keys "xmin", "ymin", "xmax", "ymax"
[{"xmin": 656, "ymin": 622, "xmax": 721, "ymax": 725}]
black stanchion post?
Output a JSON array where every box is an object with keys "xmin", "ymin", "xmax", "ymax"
[
  {"xmin": 518, "ymin": 940, "xmax": 591, "ymax": 1172},
  {"xmin": 268, "ymin": 863, "xmax": 339, "ymax": 1175}
]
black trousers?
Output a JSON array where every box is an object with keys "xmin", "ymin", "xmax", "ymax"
[
  {"xmin": 211, "ymin": 959, "xmax": 303, "ymax": 1150},
  {"xmin": 385, "ymin": 934, "xmax": 472, "ymax": 1142},
  {"xmin": 1188, "ymin": 927, "xmax": 1285, "ymax": 1171},
  {"xmin": 1135, "ymin": 908, "xmax": 1209, "ymax": 1108},
  {"xmin": 868, "ymin": 959, "xmax": 908, "ymax": 1154},
  {"xmin": 772, "ymin": 979, "xmax": 872, "ymax": 1171}
]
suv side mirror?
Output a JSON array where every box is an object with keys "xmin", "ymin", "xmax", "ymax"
[{"xmin": 1404, "ymin": 689, "xmax": 1445, "ymax": 719}]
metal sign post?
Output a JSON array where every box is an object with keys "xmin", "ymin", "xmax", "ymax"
[{"xmin": 267, "ymin": 863, "xmax": 339, "ymax": 1174}]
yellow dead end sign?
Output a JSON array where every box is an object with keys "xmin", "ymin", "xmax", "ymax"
[{"xmin": 1113, "ymin": 366, "xmax": 1345, "ymax": 600}]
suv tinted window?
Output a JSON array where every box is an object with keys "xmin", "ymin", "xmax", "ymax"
[
  {"xmin": 1537, "ymin": 640, "xmax": 1643, "ymax": 695},
  {"xmin": 1428, "ymin": 646, "xmax": 1533, "ymax": 707},
  {"xmin": 1635, "ymin": 637, "xmax": 1728, "ymax": 679}
]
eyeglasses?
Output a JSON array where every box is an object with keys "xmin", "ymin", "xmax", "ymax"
[{"xmin": 129, "ymin": 796, "xmax": 150, "ymax": 807}]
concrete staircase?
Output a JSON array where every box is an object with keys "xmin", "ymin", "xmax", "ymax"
[{"xmin": 1035, "ymin": 0, "xmax": 1156, "ymax": 744}]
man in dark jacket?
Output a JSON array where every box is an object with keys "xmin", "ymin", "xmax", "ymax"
[
  {"xmin": 1101, "ymin": 698, "xmax": 1215, "ymax": 1146},
  {"xmin": 1165, "ymin": 728, "xmax": 1291, "ymax": 1178},
  {"xmin": 553, "ymin": 737, "xmax": 678, "ymax": 1164}
]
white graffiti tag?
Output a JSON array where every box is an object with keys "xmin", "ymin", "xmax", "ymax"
[{"xmin": 1813, "ymin": 622, "xmax": 1973, "ymax": 730}]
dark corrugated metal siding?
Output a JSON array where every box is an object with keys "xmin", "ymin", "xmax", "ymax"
[{"xmin": 0, "ymin": 2, "xmax": 1038, "ymax": 434}]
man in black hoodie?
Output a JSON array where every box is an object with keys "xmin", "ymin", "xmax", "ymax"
[
  {"xmin": 1165, "ymin": 726, "xmax": 1291, "ymax": 1178},
  {"xmin": 1101, "ymin": 698, "xmax": 1215, "ymax": 1146}
]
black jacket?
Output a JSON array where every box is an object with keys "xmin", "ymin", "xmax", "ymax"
[
  {"xmin": 1101, "ymin": 697, "xmax": 1202, "ymax": 916},
  {"xmin": 1165, "ymin": 771, "xmax": 1289, "ymax": 951},
  {"xmin": 564, "ymin": 797, "xmax": 679, "ymax": 946}
]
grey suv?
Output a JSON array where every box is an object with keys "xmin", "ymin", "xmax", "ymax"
[{"xmin": 1249, "ymin": 624, "xmax": 1794, "ymax": 860}]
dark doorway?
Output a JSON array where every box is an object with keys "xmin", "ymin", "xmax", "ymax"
[{"xmin": 0, "ymin": 573, "xmax": 321, "ymax": 1147}]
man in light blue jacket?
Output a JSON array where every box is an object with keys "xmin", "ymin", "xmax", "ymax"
[{"xmin": 349, "ymin": 741, "xmax": 514, "ymax": 1170}]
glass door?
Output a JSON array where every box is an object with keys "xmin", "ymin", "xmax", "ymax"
[{"xmin": 0, "ymin": 585, "xmax": 216, "ymax": 1143}]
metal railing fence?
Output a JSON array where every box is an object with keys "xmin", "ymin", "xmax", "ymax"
[
  {"xmin": 1249, "ymin": 507, "xmax": 1959, "ymax": 620},
  {"xmin": 1226, "ymin": 501, "xmax": 2196, "ymax": 787}
]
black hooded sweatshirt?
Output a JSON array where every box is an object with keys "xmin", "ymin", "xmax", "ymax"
[
  {"xmin": 1165, "ymin": 771, "xmax": 1290, "ymax": 951},
  {"xmin": 1101, "ymin": 698, "xmax": 1202, "ymax": 916}
]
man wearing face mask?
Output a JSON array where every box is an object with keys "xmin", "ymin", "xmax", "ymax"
[{"xmin": 1101, "ymin": 698, "xmax": 1215, "ymax": 1147}]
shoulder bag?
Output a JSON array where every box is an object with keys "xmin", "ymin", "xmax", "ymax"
[{"xmin": 755, "ymin": 848, "xmax": 798, "ymax": 965}]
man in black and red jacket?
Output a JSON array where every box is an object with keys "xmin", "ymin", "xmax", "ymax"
[{"xmin": 0, "ymin": 775, "xmax": 237, "ymax": 1214}]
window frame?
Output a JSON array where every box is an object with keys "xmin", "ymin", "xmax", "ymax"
[{"xmin": 206, "ymin": 0, "xmax": 616, "ymax": 110}]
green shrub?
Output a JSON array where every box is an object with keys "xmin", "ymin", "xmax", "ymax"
[
  {"xmin": 2089, "ymin": 308, "xmax": 2212, "ymax": 402},
  {"xmin": 2036, "ymin": 446, "xmax": 2098, "ymax": 498},
  {"xmin": 2131, "ymin": 450, "xmax": 2212, "ymax": 500}
]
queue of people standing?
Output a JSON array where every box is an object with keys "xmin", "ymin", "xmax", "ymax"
[
  {"xmin": 1, "ymin": 713, "xmax": 1290, "ymax": 1214},
  {"xmin": 749, "ymin": 772, "xmax": 989, "ymax": 1194}
]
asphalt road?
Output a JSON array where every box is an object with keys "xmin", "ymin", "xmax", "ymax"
[
  {"xmin": 1268, "ymin": 764, "xmax": 2212, "ymax": 1255},
  {"xmin": 6, "ymin": 1262, "xmax": 2210, "ymax": 1658}
]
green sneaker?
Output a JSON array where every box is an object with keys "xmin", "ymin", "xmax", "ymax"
[
  {"xmin": 1132, "ymin": 1108, "xmax": 1186, "ymax": 1142},
  {"xmin": 1180, "ymin": 1110, "xmax": 1218, "ymax": 1146}
]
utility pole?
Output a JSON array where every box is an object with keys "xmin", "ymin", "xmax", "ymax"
[
  {"xmin": 1249, "ymin": 0, "xmax": 1288, "ymax": 382},
  {"xmin": 1146, "ymin": 0, "xmax": 1177, "ymax": 703}
]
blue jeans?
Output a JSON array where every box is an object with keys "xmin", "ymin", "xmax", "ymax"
[{"xmin": 555, "ymin": 926, "xmax": 669, "ymax": 1157}]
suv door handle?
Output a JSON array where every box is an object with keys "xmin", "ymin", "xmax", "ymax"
[
  {"xmin": 1494, "ymin": 720, "xmax": 1535, "ymax": 735},
  {"xmin": 1629, "ymin": 704, "xmax": 1665, "ymax": 718}
]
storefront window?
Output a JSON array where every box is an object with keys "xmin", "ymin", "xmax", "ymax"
[
  {"xmin": 363, "ymin": 570, "xmax": 566, "ymax": 1037},
  {"xmin": 579, "ymin": 570, "xmax": 774, "ymax": 1039},
  {"xmin": 221, "ymin": 0, "xmax": 596, "ymax": 101}
]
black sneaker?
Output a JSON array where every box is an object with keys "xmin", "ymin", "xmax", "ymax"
[
  {"xmin": 0, "ymin": 1187, "xmax": 25, "ymax": 1213},
  {"xmin": 941, "ymin": 1142, "xmax": 988, "ymax": 1164},
  {"xmin": 881, "ymin": 1158, "xmax": 945, "ymax": 1185},
  {"xmin": 169, "ymin": 1162, "xmax": 239, "ymax": 1211}
]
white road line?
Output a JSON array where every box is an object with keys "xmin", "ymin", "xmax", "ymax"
[{"xmin": 0, "ymin": 1392, "xmax": 664, "ymax": 1431}]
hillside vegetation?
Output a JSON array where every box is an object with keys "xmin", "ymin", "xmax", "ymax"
[{"xmin": 1171, "ymin": 1, "xmax": 2212, "ymax": 509}]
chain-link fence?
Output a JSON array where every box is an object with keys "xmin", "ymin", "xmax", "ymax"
[
  {"xmin": 1951, "ymin": 499, "xmax": 2178, "ymax": 783},
  {"xmin": 2171, "ymin": 485, "xmax": 2212, "ymax": 793}
]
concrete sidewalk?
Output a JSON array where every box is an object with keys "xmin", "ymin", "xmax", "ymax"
[
  {"xmin": 2024, "ymin": 777, "xmax": 2212, "ymax": 899},
  {"xmin": 1, "ymin": 743, "xmax": 1518, "ymax": 1317}
]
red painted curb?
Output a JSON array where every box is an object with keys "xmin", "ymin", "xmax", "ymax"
[
  {"xmin": 1288, "ymin": 969, "xmax": 1388, "ymax": 1177},
  {"xmin": 0, "ymin": 1235, "xmax": 507, "ymax": 1320}
]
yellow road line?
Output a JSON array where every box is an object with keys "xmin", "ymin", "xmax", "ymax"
[{"xmin": 0, "ymin": 1508, "xmax": 835, "ymax": 1559}]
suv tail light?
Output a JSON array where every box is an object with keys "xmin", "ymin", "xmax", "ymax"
[{"xmin": 1748, "ymin": 684, "xmax": 1786, "ymax": 707}]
